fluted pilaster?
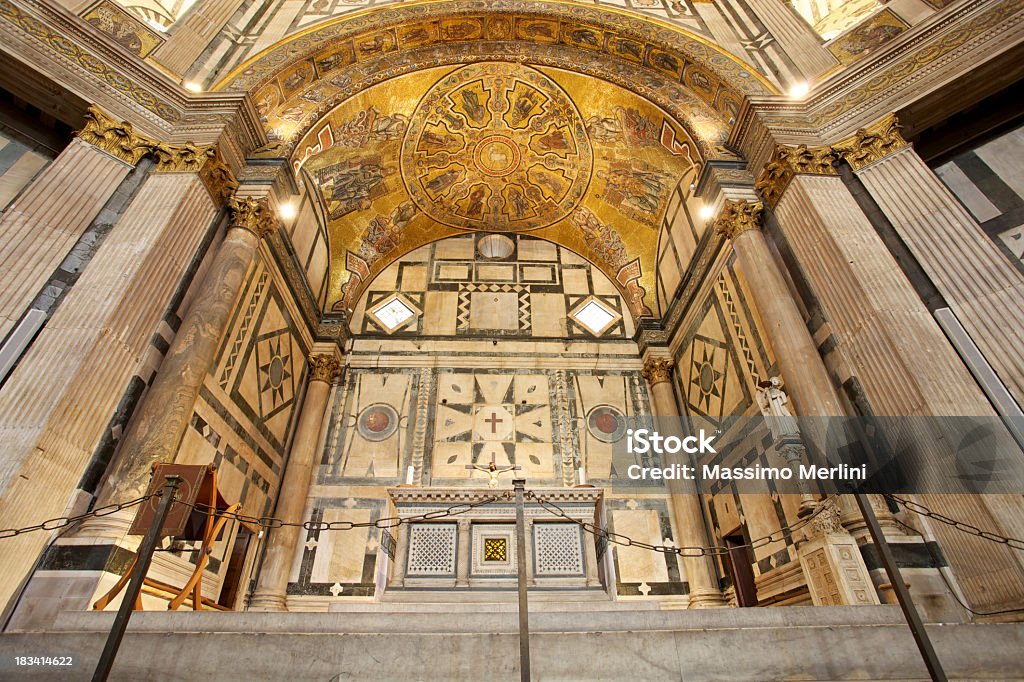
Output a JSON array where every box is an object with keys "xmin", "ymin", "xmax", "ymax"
[
  {"xmin": 0, "ymin": 134, "xmax": 134, "ymax": 341},
  {"xmin": 835, "ymin": 115, "xmax": 1024, "ymax": 408},
  {"xmin": 0, "ymin": 171, "xmax": 220, "ymax": 610}
]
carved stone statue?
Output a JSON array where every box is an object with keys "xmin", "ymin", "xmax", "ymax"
[{"xmin": 756, "ymin": 376, "xmax": 800, "ymax": 444}]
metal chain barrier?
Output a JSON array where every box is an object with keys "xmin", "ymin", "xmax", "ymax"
[
  {"xmin": 884, "ymin": 493, "xmax": 1024, "ymax": 551},
  {"xmin": 182, "ymin": 492, "xmax": 513, "ymax": 533},
  {"xmin": 5, "ymin": 490, "xmax": 1023, "ymax": 555},
  {"xmin": 524, "ymin": 489, "xmax": 838, "ymax": 558},
  {"xmin": 0, "ymin": 493, "xmax": 157, "ymax": 540}
]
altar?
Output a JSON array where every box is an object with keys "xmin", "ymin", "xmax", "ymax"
[{"xmin": 385, "ymin": 487, "xmax": 606, "ymax": 593}]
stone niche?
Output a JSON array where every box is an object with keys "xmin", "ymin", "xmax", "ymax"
[{"xmin": 386, "ymin": 487, "xmax": 604, "ymax": 592}]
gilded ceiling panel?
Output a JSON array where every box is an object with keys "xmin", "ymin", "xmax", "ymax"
[{"xmin": 302, "ymin": 64, "xmax": 699, "ymax": 320}]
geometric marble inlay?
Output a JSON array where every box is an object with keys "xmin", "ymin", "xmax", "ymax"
[
  {"xmin": 406, "ymin": 523, "xmax": 457, "ymax": 575},
  {"xmin": 534, "ymin": 523, "xmax": 584, "ymax": 575}
]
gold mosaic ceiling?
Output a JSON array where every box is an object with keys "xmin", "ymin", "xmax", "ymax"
[
  {"xmin": 219, "ymin": 2, "xmax": 775, "ymax": 320},
  {"xmin": 295, "ymin": 63, "xmax": 705, "ymax": 319}
]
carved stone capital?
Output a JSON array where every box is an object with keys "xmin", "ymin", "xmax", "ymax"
[
  {"xmin": 802, "ymin": 499, "xmax": 845, "ymax": 542},
  {"xmin": 228, "ymin": 196, "xmax": 277, "ymax": 240},
  {"xmin": 199, "ymin": 148, "xmax": 239, "ymax": 204},
  {"xmin": 76, "ymin": 105, "xmax": 154, "ymax": 166},
  {"xmin": 832, "ymin": 114, "xmax": 907, "ymax": 172},
  {"xmin": 308, "ymin": 353, "xmax": 342, "ymax": 383},
  {"xmin": 713, "ymin": 199, "xmax": 763, "ymax": 240},
  {"xmin": 150, "ymin": 142, "xmax": 216, "ymax": 174},
  {"xmin": 755, "ymin": 144, "xmax": 838, "ymax": 208},
  {"xmin": 641, "ymin": 357, "xmax": 674, "ymax": 386}
]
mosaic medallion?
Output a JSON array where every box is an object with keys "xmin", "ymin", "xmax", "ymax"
[
  {"xmin": 401, "ymin": 62, "xmax": 593, "ymax": 232},
  {"xmin": 586, "ymin": 405, "xmax": 626, "ymax": 443},
  {"xmin": 357, "ymin": 403, "xmax": 400, "ymax": 441}
]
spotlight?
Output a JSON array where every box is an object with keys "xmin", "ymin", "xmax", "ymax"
[
  {"xmin": 699, "ymin": 205, "xmax": 715, "ymax": 221},
  {"xmin": 183, "ymin": 81, "xmax": 203, "ymax": 93},
  {"xmin": 279, "ymin": 202, "xmax": 297, "ymax": 220},
  {"xmin": 788, "ymin": 82, "xmax": 810, "ymax": 99}
]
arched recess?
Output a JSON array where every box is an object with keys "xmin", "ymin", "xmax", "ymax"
[
  {"xmin": 212, "ymin": 0, "xmax": 774, "ymax": 321},
  {"xmin": 349, "ymin": 232, "xmax": 640, "ymax": 340}
]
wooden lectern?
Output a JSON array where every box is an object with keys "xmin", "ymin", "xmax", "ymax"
[{"xmin": 93, "ymin": 463, "xmax": 244, "ymax": 611}]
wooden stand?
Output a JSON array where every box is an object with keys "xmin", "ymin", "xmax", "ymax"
[{"xmin": 93, "ymin": 463, "xmax": 244, "ymax": 612}]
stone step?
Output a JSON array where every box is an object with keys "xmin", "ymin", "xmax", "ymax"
[{"xmin": 1, "ymin": 607, "xmax": 1020, "ymax": 681}]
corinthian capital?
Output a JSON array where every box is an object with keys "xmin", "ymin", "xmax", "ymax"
[
  {"xmin": 641, "ymin": 357, "xmax": 674, "ymax": 386},
  {"xmin": 308, "ymin": 353, "xmax": 342, "ymax": 383},
  {"xmin": 755, "ymin": 144, "xmax": 838, "ymax": 207},
  {"xmin": 76, "ymin": 106, "xmax": 154, "ymax": 166},
  {"xmin": 228, "ymin": 196, "xmax": 277, "ymax": 240},
  {"xmin": 832, "ymin": 114, "xmax": 907, "ymax": 171},
  {"xmin": 713, "ymin": 199, "xmax": 763, "ymax": 240}
]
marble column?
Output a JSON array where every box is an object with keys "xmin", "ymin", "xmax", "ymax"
[
  {"xmin": 642, "ymin": 357, "xmax": 726, "ymax": 608},
  {"xmin": 455, "ymin": 519, "xmax": 472, "ymax": 588},
  {"xmin": 713, "ymin": 199, "xmax": 845, "ymax": 418},
  {"xmin": 250, "ymin": 353, "xmax": 342, "ymax": 611},
  {"xmin": 392, "ymin": 523, "xmax": 410, "ymax": 587},
  {"xmin": 0, "ymin": 107, "xmax": 146, "ymax": 341},
  {"xmin": 96, "ymin": 196, "xmax": 278, "ymax": 507},
  {"xmin": 833, "ymin": 114, "xmax": 1024, "ymax": 408}
]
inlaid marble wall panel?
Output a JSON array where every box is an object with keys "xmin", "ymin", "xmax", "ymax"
[
  {"xmin": 604, "ymin": 497, "xmax": 683, "ymax": 596},
  {"xmin": 349, "ymin": 234, "xmax": 634, "ymax": 339},
  {"xmin": 670, "ymin": 255, "xmax": 803, "ymax": 587},
  {"xmin": 934, "ymin": 123, "xmax": 1024, "ymax": 274},
  {"xmin": 173, "ymin": 258, "xmax": 309, "ymax": 599},
  {"xmin": 285, "ymin": 191, "xmax": 331, "ymax": 310},
  {"xmin": 655, "ymin": 166, "xmax": 702, "ymax": 313},
  {"xmin": 0, "ymin": 129, "xmax": 51, "ymax": 212}
]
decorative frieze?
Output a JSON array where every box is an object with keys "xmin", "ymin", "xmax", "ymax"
[
  {"xmin": 228, "ymin": 196, "xmax": 277, "ymax": 240},
  {"xmin": 308, "ymin": 353, "xmax": 342, "ymax": 383},
  {"xmin": 641, "ymin": 357, "xmax": 674, "ymax": 386},
  {"xmin": 713, "ymin": 199, "xmax": 764, "ymax": 240},
  {"xmin": 832, "ymin": 114, "xmax": 907, "ymax": 172},
  {"xmin": 755, "ymin": 145, "xmax": 837, "ymax": 208}
]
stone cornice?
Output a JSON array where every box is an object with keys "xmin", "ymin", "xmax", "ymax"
[
  {"xmin": 0, "ymin": 0, "xmax": 265, "ymax": 151},
  {"xmin": 754, "ymin": 145, "xmax": 837, "ymax": 208},
  {"xmin": 641, "ymin": 357, "xmax": 674, "ymax": 386},
  {"xmin": 729, "ymin": 0, "xmax": 1020, "ymax": 160},
  {"xmin": 388, "ymin": 487, "xmax": 603, "ymax": 505},
  {"xmin": 713, "ymin": 199, "xmax": 765, "ymax": 240},
  {"xmin": 228, "ymin": 196, "xmax": 278, "ymax": 240},
  {"xmin": 308, "ymin": 353, "xmax": 342, "ymax": 383}
]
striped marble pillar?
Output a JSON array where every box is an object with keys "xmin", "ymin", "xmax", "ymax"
[
  {"xmin": 833, "ymin": 114, "xmax": 1024, "ymax": 409},
  {"xmin": 96, "ymin": 196, "xmax": 278, "ymax": 508},
  {"xmin": 713, "ymin": 198, "xmax": 845, "ymax": 419},
  {"xmin": 641, "ymin": 357, "xmax": 727, "ymax": 608},
  {"xmin": 249, "ymin": 353, "xmax": 342, "ymax": 611},
  {"xmin": 0, "ymin": 108, "xmax": 148, "ymax": 342},
  {"xmin": 0, "ymin": 143, "xmax": 236, "ymax": 620}
]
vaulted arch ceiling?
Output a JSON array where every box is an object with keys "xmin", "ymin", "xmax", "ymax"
[{"xmin": 213, "ymin": 0, "xmax": 776, "ymax": 322}]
